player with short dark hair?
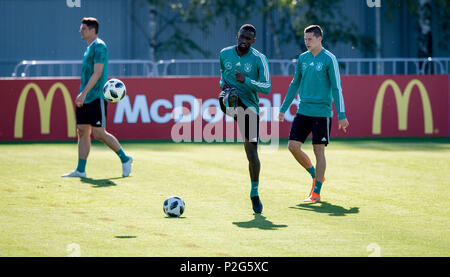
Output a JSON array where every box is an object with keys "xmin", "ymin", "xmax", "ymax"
[
  {"xmin": 219, "ymin": 24, "xmax": 271, "ymax": 213},
  {"xmin": 304, "ymin": 24, "xmax": 323, "ymax": 38},
  {"xmin": 278, "ymin": 25, "xmax": 349, "ymax": 203},
  {"xmin": 81, "ymin": 17, "xmax": 99, "ymax": 34},
  {"xmin": 62, "ymin": 17, "xmax": 132, "ymax": 178}
]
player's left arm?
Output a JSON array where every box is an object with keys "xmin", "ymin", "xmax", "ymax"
[
  {"xmin": 76, "ymin": 44, "xmax": 107, "ymax": 107},
  {"xmin": 238, "ymin": 55, "xmax": 271, "ymax": 95},
  {"xmin": 219, "ymin": 52, "xmax": 227, "ymax": 89},
  {"xmin": 327, "ymin": 55, "xmax": 349, "ymax": 132},
  {"xmin": 75, "ymin": 63, "xmax": 104, "ymax": 107}
]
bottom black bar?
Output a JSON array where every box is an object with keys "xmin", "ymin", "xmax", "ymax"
[{"xmin": 0, "ymin": 257, "xmax": 447, "ymax": 275}]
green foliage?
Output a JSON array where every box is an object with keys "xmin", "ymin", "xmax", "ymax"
[
  {"xmin": 142, "ymin": 0, "xmax": 376, "ymax": 59},
  {"xmin": 266, "ymin": 0, "xmax": 376, "ymax": 57},
  {"xmin": 141, "ymin": 0, "xmax": 213, "ymax": 59},
  {"xmin": 206, "ymin": 0, "xmax": 376, "ymax": 58},
  {"xmin": 434, "ymin": 0, "xmax": 450, "ymax": 51},
  {"xmin": 385, "ymin": 0, "xmax": 450, "ymax": 55}
]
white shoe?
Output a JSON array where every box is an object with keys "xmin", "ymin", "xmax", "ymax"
[
  {"xmin": 61, "ymin": 170, "xmax": 86, "ymax": 178},
  {"xmin": 122, "ymin": 157, "xmax": 133, "ymax": 177}
]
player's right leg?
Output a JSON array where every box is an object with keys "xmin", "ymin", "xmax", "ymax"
[
  {"xmin": 62, "ymin": 99, "xmax": 93, "ymax": 178},
  {"xmin": 287, "ymin": 140, "xmax": 314, "ymax": 173},
  {"xmin": 288, "ymin": 140, "xmax": 316, "ymax": 196},
  {"xmin": 287, "ymin": 114, "xmax": 314, "ymax": 172},
  {"xmin": 62, "ymin": 124, "xmax": 90, "ymax": 178},
  {"xmin": 287, "ymin": 114, "xmax": 316, "ymax": 198}
]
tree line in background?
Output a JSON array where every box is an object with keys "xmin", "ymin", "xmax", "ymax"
[
  {"xmin": 385, "ymin": 0, "xmax": 449, "ymax": 58},
  {"xmin": 132, "ymin": 0, "xmax": 449, "ymax": 61}
]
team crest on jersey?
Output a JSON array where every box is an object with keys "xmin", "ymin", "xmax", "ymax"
[
  {"xmin": 244, "ymin": 63, "xmax": 252, "ymax": 72},
  {"xmin": 225, "ymin": 62, "xmax": 232, "ymax": 70},
  {"xmin": 315, "ymin": 62, "xmax": 323, "ymax": 71}
]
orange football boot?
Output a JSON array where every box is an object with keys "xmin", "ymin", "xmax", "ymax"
[
  {"xmin": 303, "ymin": 191, "xmax": 321, "ymax": 203},
  {"xmin": 304, "ymin": 178, "xmax": 324, "ymax": 203},
  {"xmin": 307, "ymin": 178, "xmax": 316, "ymax": 198}
]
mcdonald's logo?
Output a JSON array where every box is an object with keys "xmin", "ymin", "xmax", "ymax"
[
  {"xmin": 372, "ymin": 79, "xmax": 433, "ymax": 135},
  {"xmin": 14, "ymin": 82, "xmax": 76, "ymax": 138}
]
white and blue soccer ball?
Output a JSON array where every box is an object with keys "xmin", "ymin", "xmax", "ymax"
[
  {"xmin": 103, "ymin": 78, "xmax": 126, "ymax": 102},
  {"xmin": 163, "ymin": 196, "xmax": 185, "ymax": 217}
]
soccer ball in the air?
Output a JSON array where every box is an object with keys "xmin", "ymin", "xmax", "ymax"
[
  {"xmin": 103, "ymin": 78, "xmax": 126, "ymax": 102},
  {"xmin": 163, "ymin": 196, "xmax": 185, "ymax": 217}
]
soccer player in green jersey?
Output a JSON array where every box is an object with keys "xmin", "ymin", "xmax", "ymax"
[
  {"xmin": 278, "ymin": 25, "xmax": 349, "ymax": 203},
  {"xmin": 218, "ymin": 24, "xmax": 271, "ymax": 213},
  {"xmin": 62, "ymin": 17, "xmax": 132, "ymax": 178}
]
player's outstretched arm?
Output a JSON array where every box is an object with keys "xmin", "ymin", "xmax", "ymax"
[{"xmin": 279, "ymin": 57, "xmax": 302, "ymax": 114}]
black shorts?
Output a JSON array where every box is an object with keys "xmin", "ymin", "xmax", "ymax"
[
  {"xmin": 289, "ymin": 114, "xmax": 332, "ymax": 145},
  {"xmin": 219, "ymin": 95, "xmax": 259, "ymax": 143},
  {"xmin": 76, "ymin": 98, "xmax": 107, "ymax": 127}
]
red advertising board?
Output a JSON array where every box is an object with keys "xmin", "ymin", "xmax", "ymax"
[{"xmin": 0, "ymin": 75, "xmax": 448, "ymax": 141}]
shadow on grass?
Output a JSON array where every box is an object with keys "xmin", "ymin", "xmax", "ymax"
[
  {"xmin": 80, "ymin": 177, "xmax": 124, "ymax": 188},
  {"xmin": 115, "ymin": 236, "xmax": 137, "ymax": 239},
  {"xmin": 290, "ymin": 201, "xmax": 359, "ymax": 217},
  {"xmin": 233, "ymin": 214, "xmax": 288, "ymax": 230}
]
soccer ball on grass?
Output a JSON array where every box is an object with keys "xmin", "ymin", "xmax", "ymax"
[{"xmin": 163, "ymin": 196, "xmax": 185, "ymax": 217}]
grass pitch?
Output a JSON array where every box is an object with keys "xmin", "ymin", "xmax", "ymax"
[{"xmin": 0, "ymin": 138, "xmax": 449, "ymax": 257}]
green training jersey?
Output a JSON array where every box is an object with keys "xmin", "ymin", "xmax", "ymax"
[
  {"xmin": 79, "ymin": 37, "xmax": 109, "ymax": 104},
  {"xmin": 219, "ymin": 46, "xmax": 271, "ymax": 113},
  {"xmin": 280, "ymin": 48, "xmax": 346, "ymax": 120}
]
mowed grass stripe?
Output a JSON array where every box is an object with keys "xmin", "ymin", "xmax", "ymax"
[{"xmin": 0, "ymin": 139, "xmax": 449, "ymax": 256}]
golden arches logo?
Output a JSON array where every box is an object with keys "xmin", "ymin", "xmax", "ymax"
[
  {"xmin": 14, "ymin": 82, "xmax": 76, "ymax": 138},
  {"xmin": 372, "ymin": 79, "xmax": 433, "ymax": 135}
]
